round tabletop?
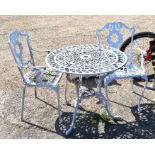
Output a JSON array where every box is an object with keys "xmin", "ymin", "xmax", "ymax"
[{"xmin": 45, "ymin": 44, "xmax": 127, "ymax": 75}]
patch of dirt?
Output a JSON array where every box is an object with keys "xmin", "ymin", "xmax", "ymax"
[{"xmin": 0, "ymin": 16, "xmax": 155, "ymax": 138}]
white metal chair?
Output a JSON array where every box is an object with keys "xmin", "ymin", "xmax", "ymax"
[
  {"xmin": 8, "ymin": 31, "xmax": 63, "ymax": 122},
  {"xmin": 96, "ymin": 22, "xmax": 148, "ymax": 113}
]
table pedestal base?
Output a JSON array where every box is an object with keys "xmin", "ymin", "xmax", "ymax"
[{"xmin": 65, "ymin": 76, "xmax": 121, "ymax": 136}]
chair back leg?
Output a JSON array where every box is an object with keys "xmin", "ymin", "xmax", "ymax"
[
  {"xmin": 21, "ymin": 86, "xmax": 26, "ymax": 121},
  {"xmin": 34, "ymin": 87, "xmax": 37, "ymax": 98}
]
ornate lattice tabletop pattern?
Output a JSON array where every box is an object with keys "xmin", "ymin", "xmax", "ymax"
[{"xmin": 46, "ymin": 44, "xmax": 127, "ymax": 75}]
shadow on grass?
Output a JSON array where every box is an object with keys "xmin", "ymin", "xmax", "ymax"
[
  {"xmin": 103, "ymin": 103, "xmax": 155, "ymax": 138},
  {"xmin": 22, "ymin": 91, "xmax": 155, "ymax": 138},
  {"xmin": 55, "ymin": 103, "xmax": 155, "ymax": 139},
  {"xmin": 22, "ymin": 119, "xmax": 57, "ymax": 134},
  {"xmin": 55, "ymin": 111, "xmax": 105, "ymax": 139}
]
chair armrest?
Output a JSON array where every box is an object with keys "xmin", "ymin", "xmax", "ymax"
[
  {"xmin": 32, "ymin": 48, "xmax": 50, "ymax": 54},
  {"xmin": 32, "ymin": 66, "xmax": 47, "ymax": 70}
]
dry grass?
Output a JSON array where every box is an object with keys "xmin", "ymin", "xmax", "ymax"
[{"xmin": 0, "ymin": 16, "xmax": 155, "ymax": 138}]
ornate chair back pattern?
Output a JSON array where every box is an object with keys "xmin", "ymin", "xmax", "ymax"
[
  {"xmin": 8, "ymin": 31, "xmax": 62, "ymax": 124},
  {"xmin": 96, "ymin": 22, "xmax": 135, "ymax": 67},
  {"xmin": 8, "ymin": 31, "xmax": 35, "ymax": 83}
]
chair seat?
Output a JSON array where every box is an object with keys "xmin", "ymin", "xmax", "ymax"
[
  {"xmin": 24, "ymin": 66, "xmax": 62, "ymax": 87},
  {"xmin": 104, "ymin": 65, "xmax": 147, "ymax": 84}
]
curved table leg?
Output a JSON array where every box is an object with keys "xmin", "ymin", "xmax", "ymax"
[
  {"xmin": 66, "ymin": 78, "xmax": 82, "ymax": 136},
  {"xmin": 97, "ymin": 76, "xmax": 121, "ymax": 121},
  {"xmin": 64, "ymin": 74, "xmax": 68, "ymax": 104},
  {"xmin": 103, "ymin": 84, "xmax": 121, "ymax": 121},
  {"xmin": 95, "ymin": 78, "xmax": 102, "ymax": 103},
  {"xmin": 66, "ymin": 97, "xmax": 81, "ymax": 135}
]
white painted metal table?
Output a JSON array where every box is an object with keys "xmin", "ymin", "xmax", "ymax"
[{"xmin": 45, "ymin": 44, "xmax": 127, "ymax": 135}]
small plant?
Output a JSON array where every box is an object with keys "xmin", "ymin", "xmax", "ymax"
[{"xmin": 92, "ymin": 111, "xmax": 111, "ymax": 123}]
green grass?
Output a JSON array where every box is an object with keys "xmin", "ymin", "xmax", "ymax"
[{"xmin": 92, "ymin": 111, "xmax": 111, "ymax": 124}]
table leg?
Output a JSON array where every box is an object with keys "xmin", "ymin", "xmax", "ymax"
[
  {"xmin": 66, "ymin": 77, "xmax": 82, "ymax": 136},
  {"xmin": 104, "ymin": 84, "xmax": 121, "ymax": 120},
  {"xmin": 98, "ymin": 76, "xmax": 121, "ymax": 121},
  {"xmin": 95, "ymin": 77, "xmax": 102, "ymax": 103},
  {"xmin": 64, "ymin": 73, "xmax": 68, "ymax": 104}
]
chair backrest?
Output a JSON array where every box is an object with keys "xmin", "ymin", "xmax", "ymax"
[
  {"xmin": 96, "ymin": 22, "xmax": 135, "ymax": 67},
  {"xmin": 8, "ymin": 31, "xmax": 35, "ymax": 83}
]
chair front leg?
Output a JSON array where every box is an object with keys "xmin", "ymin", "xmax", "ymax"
[{"xmin": 21, "ymin": 85, "xmax": 26, "ymax": 121}]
